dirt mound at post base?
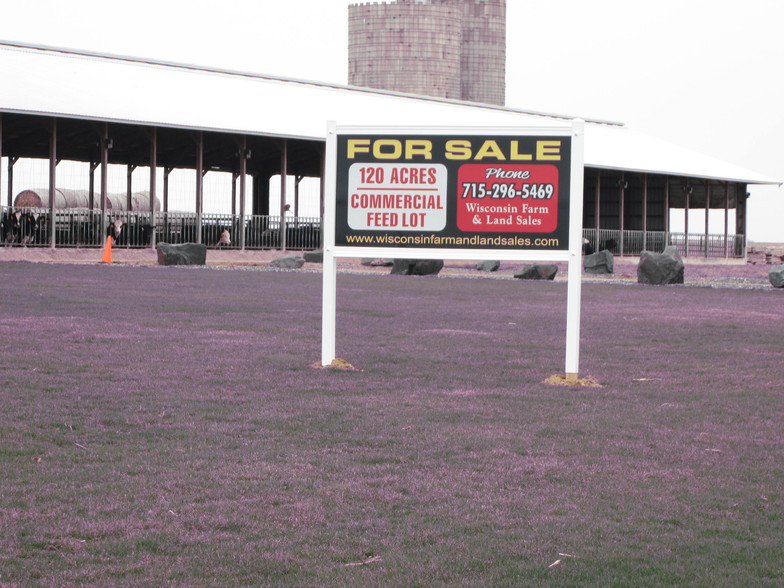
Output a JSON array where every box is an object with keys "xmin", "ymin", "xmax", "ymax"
[{"xmin": 543, "ymin": 374, "xmax": 602, "ymax": 387}]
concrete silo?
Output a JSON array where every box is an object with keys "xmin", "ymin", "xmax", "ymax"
[{"xmin": 348, "ymin": 0, "xmax": 506, "ymax": 106}]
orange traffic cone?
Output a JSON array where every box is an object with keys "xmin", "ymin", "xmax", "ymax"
[{"xmin": 101, "ymin": 235, "xmax": 113, "ymax": 263}]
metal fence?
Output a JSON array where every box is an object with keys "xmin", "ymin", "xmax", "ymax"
[
  {"xmin": 0, "ymin": 207, "xmax": 322, "ymax": 251},
  {"xmin": 1, "ymin": 206, "xmax": 746, "ymax": 258},
  {"xmin": 583, "ymin": 228, "xmax": 745, "ymax": 258}
]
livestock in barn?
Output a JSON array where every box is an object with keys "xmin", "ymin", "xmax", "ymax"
[
  {"xmin": 216, "ymin": 229, "xmax": 231, "ymax": 248},
  {"xmin": 18, "ymin": 212, "xmax": 39, "ymax": 244},
  {"xmin": 582, "ymin": 238, "xmax": 595, "ymax": 255},
  {"xmin": 599, "ymin": 238, "xmax": 618, "ymax": 252},
  {"xmin": 2, "ymin": 212, "xmax": 19, "ymax": 245},
  {"xmin": 106, "ymin": 219, "xmax": 124, "ymax": 244}
]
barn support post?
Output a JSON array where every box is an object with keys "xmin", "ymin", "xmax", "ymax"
[
  {"xmin": 7, "ymin": 157, "xmax": 17, "ymax": 208},
  {"xmin": 100, "ymin": 123, "xmax": 109, "ymax": 229},
  {"xmin": 704, "ymin": 182, "xmax": 710, "ymax": 257},
  {"xmin": 89, "ymin": 162, "xmax": 99, "ymax": 212},
  {"xmin": 280, "ymin": 139, "xmax": 288, "ymax": 252},
  {"xmin": 737, "ymin": 185, "xmax": 748, "ymax": 257},
  {"xmin": 125, "ymin": 164, "xmax": 137, "ymax": 248},
  {"xmin": 163, "ymin": 167, "xmax": 172, "ymax": 213},
  {"xmin": 594, "ymin": 169, "xmax": 601, "ymax": 235},
  {"xmin": 295, "ymin": 175, "xmax": 303, "ymax": 219},
  {"xmin": 664, "ymin": 175, "xmax": 670, "ymax": 242},
  {"xmin": 149, "ymin": 127, "xmax": 157, "ymax": 250},
  {"xmin": 48, "ymin": 118, "xmax": 57, "ymax": 249},
  {"xmin": 724, "ymin": 182, "xmax": 730, "ymax": 258},
  {"xmin": 642, "ymin": 174, "xmax": 648, "ymax": 252},
  {"xmin": 619, "ymin": 173, "xmax": 625, "ymax": 255},
  {"xmin": 684, "ymin": 184, "xmax": 690, "ymax": 257},
  {"xmin": 0, "ymin": 113, "xmax": 3, "ymax": 208},
  {"xmin": 195, "ymin": 131, "xmax": 203, "ymax": 244},
  {"xmin": 238, "ymin": 135, "xmax": 248, "ymax": 251},
  {"xmin": 231, "ymin": 173, "xmax": 238, "ymax": 217},
  {"xmin": 163, "ymin": 166, "xmax": 172, "ymax": 239},
  {"xmin": 126, "ymin": 164, "xmax": 135, "ymax": 212}
]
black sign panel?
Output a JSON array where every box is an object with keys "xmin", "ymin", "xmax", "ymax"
[{"xmin": 334, "ymin": 133, "xmax": 573, "ymax": 251}]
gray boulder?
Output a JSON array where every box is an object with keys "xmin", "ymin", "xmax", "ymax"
[
  {"xmin": 391, "ymin": 259, "xmax": 444, "ymax": 276},
  {"xmin": 584, "ymin": 249, "xmax": 614, "ymax": 274},
  {"xmin": 514, "ymin": 264, "xmax": 558, "ymax": 280},
  {"xmin": 768, "ymin": 264, "xmax": 784, "ymax": 288},
  {"xmin": 156, "ymin": 242, "xmax": 207, "ymax": 266},
  {"xmin": 476, "ymin": 260, "xmax": 501, "ymax": 272},
  {"xmin": 270, "ymin": 255, "xmax": 305, "ymax": 269},
  {"xmin": 637, "ymin": 246, "xmax": 684, "ymax": 285},
  {"xmin": 303, "ymin": 249, "xmax": 323, "ymax": 263}
]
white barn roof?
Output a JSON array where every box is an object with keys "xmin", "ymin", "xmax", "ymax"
[{"xmin": 0, "ymin": 41, "xmax": 778, "ymax": 185}]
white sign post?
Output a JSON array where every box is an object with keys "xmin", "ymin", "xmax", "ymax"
[
  {"xmin": 322, "ymin": 121, "xmax": 585, "ymax": 380},
  {"xmin": 564, "ymin": 119, "xmax": 585, "ymax": 381}
]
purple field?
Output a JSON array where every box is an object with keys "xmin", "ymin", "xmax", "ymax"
[{"xmin": 1, "ymin": 260, "xmax": 782, "ymax": 585}]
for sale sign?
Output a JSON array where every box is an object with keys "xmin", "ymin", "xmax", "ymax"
[
  {"xmin": 322, "ymin": 123, "xmax": 586, "ymax": 379},
  {"xmin": 334, "ymin": 131, "xmax": 574, "ymax": 252}
]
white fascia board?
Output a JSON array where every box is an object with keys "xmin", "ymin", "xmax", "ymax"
[{"xmin": 584, "ymin": 125, "xmax": 781, "ymax": 185}]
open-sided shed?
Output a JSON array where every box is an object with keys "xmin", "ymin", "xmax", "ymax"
[{"xmin": 0, "ymin": 41, "xmax": 777, "ymax": 255}]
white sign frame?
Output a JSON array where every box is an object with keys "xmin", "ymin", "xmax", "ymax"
[{"xmin": 322, "ymin": 121, "xmax": 585, "ymax": 379}]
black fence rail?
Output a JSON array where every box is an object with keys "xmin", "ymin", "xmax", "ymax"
[
  {"xmin": 582, "ymin": 228, "xmax": 745, "ymax": 258},
  {"xmin": 3, "ymin": 206, "xmax": 744, "ymax": 257},
  {"xmin": 0, "ymin": 207, "xmax": 322, "ymax": 251}
]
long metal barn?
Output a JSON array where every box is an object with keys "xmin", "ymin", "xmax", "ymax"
[{"xmin": 0, "ymin": 42, "xmax": 776, "ymax": 257}]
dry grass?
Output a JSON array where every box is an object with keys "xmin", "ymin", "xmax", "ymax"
[{"xmin": 0, "ymin": 261, "xmax": 782, "ymax": 585}]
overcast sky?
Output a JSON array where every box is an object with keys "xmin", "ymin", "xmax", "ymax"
[{"xmin": 1, "ymin": 0, "xmax": 782, "ymax": 241}]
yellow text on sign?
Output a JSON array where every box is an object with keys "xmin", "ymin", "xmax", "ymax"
[{"xmin": 346, "ymin": 139, "xmax": 562, "ymax": 161}]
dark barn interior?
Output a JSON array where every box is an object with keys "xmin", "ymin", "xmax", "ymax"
[{"xmin": 1, "ymin": 111, "xmax": 748, "ymax": 257}]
